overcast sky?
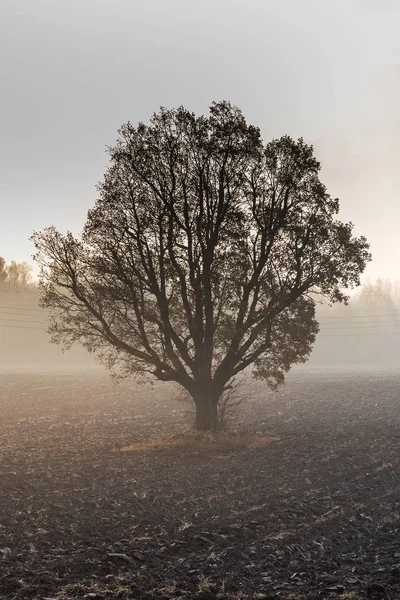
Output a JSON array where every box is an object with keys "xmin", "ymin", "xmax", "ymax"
[{"xmin": 0, "ymin": 0, "xmax": 398, "ymax": 281}]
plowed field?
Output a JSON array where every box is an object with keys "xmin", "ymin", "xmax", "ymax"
[{"xmin": 1, "ymin": 367, "xmax": 400, "ymax": 599}]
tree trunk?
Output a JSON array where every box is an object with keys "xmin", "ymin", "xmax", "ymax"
[{"xmin": 193, "ymin": 388, "xmax": 219, "ymax": 432}]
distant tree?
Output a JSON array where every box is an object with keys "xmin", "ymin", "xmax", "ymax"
[
  {"xmin": 0, "ymin": 257, "xmax": 6, "ymax": 283},
  {"xmin": 32, "ymin": 102, "xmax": 370, "ymax": 431},
  {"xmin": 5, "ymin": 260, "xmax": 32, "ymax": 287},
  {"xmin": 356, "ymin": 279, "xmax": 398, "ymax": 313},
  {"xmin": 0, "ymin": 257, "xmax": 32, "ymax": 287}
]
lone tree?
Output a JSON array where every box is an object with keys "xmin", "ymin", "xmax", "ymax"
[{"xmin": 32, "ymin": 102, "xmax": 370, "ymax": 431}]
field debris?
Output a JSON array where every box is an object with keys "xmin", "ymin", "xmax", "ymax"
[{"xmin": 1, "ymin": 368, "xmax": 400, "ymax": 598}]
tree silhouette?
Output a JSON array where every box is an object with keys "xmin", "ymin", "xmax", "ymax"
[{"xmin": 32, "ymin": 102, "xmax": 370, "ymax": 430}]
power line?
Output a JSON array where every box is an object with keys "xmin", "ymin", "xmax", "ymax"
[
  {"xmin": 0, "ymin": 290, "xmax": 39, "ymax": 298},
  {"xmin": 2, "ymin": 317, "xmax": 400, "ymax": 330},
  {"xmin": 3, "ymin": 311, "xmax": 400, "ymax": 325},
  {"xmin": 320, "ymin": 318, "xmax": 400, "ymax": 323},
  {"xmin": 319, "ymin": 331, "xmax": 400, "ymax": 338},
  {"xmin": 0, "ymin": 323, "xmax": 399, "ymax": 338},
  {"xmin": 0, "ymin": 304, "xmax": 46, "ymax": 313},
  {"xmin": 0, "ymin": 316, "xmax": 48, "ymax": 324},
  {"xmin": 318, "ymin": 313, "xmax": 400, "ymax": 320},
  {"xmin": 320, "ymin": 322, "xmax": 400, "ymax": 327},
  {"xmin": 0, "ymin": 287, "xmax": 37, "ymax": 291},
  {"xmin": 321, "ymin": 323, "xmax": 400, "ymax": 330},
  {"xmin": 0, "ymin": 312, "xmax": 47, "ymax": 321},
  {"xmin": 3, "ymin": 308, "xmax": 399, "ymax": 322},
  {"xmin": 0, "ymin": 309, "xmax": 47, "ymax": 318},
  {"xmin": 0, "ymin": 323, "xmax": 47, "ymax": 331}
]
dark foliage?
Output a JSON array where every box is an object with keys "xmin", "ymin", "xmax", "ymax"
[{"xmin": 32, "ymin": 102, "xmax": 370, "ymax": 429}]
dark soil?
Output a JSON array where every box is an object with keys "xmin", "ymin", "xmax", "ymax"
[{"xmin": 1, "ymin": 366, "xmax": 400, "ymax": 599}]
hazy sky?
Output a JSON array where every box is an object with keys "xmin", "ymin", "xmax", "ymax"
[{"xmin": 0, "ymin": 0, "xmax": 398, "ymax": 281}]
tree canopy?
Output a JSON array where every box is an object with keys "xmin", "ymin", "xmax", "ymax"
[{"xmin": 32, "ymin": 101, "xmax": 370, "ymax": 430}]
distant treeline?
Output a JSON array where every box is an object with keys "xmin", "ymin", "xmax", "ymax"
[
  {"xmin": 311, "ymin": 279, "xmax": 400, "ymax": 366},
  {"xmin": 0, "ymin": 257, "xmax": 398, "ymax": 367},
  {"xmin": 0, "ymin": 257, "xmax": 93, "ymax": 365}
]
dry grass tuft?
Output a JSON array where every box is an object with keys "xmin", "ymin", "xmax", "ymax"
[{"xmin": 118, "ymin": 428, "xmax": 279, "ymax": 453}]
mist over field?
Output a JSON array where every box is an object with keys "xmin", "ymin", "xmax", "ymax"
[
  {"xmin": 2, "ymin": 278, "xmax": 400, "ymax": 370},
  {"xmin": 1, "ymin": 1, "xmax": 399, "ymax": 598}
]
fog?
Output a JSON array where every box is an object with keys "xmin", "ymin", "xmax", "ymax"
[
  {"xmin": 0, "ymin": 285, "xmax": 94, "ymax": 368},
  {"xmin": 1, "ymin": 3, "xmax": 400, "ymax": 595},
  {"xmin": 1, "ymin": 0, "xmax": 399, "ymax": 370},
  {"xmin": 2, "ymin": 278, "xmax": 400, "ymax": 370},
  {"xmin": 1, "ymin": 0, "xmax": 399, "ymax": 281}
]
